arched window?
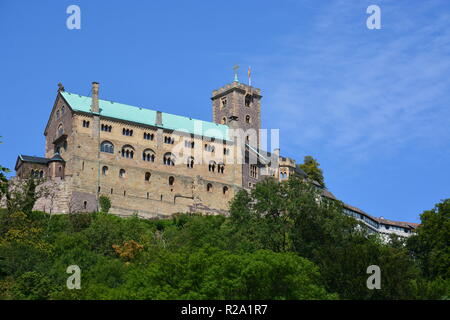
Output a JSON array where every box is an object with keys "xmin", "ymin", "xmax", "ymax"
[
  {"xmin": 145, "ymin": 172, "xmax": 151, "ymax": 181},
  {"xmin": 121, "ymin": 145, "xmax": 135, "ymax": 159},
  {"xmin": 245, "ymin": 115, "xmax": 251, "ymax": 124},
  {"xmin": 61, "ymin": 106, "xmax": 65, "ymax": 115},
  {"xmin": 223, "ymin": 186, "xmax": 229, "ymax": 195},
  {"xmin": 207, "ymin": 183, "xmax": 213, "ymax": 192},
  {"xmin": 102, "ymin": 166, "xmax": 108, "ymax": 175},
  {"xmin": 168, "ymin": 176, "xmax": 175, "ymax": 186},
  {"xmin": 83, "ymin": 201, "xmax": 87, "ymax": 209},
  {"xmin": 119, "ymin": 169, "xmax": 126, "ymax": 178},
  {"xmin": 100, "ymin": 141, "xmax": 114, "ymax": 154},
  {"xmin": 208, "ymin": 161, "xmax": 216, "ymax": 172},
  {"xmin": 218, "ymin": 163, "xmax": 225, "ymax": 174},
  {"xmin": 56, "ymin": 110, "xmax": 60, "ymax": 120},
  {"xmin": 221, "ymin": 117, "xmax": 227, "ymax": 124},
  {"xmin": 163, "ymin": 153, "xmax": 175, "ymax": 166},
  {"xmin": 186, "ymin": 156, "xmax": 194, "ymax": 169},
  {"xmin": 39, "ymin": 170, "xmax": 44, "ymax": 178},
  {"xmin": 143, "ymin": 149, "xmax": 156, "ymax": 162}
]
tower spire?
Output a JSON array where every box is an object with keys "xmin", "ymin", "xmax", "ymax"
[{"xmin": 233, "ymin": 65, "xmax": 239, "ymax": 83}]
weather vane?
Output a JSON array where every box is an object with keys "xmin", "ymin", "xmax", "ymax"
[{"xmin": 233, "ymin": 64, "xmax": 239, "ymax": 83}]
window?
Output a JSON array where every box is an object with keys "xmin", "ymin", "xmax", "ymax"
[
  {"xmin": 223, "ymin": 148, "xmax": 230, "ymax": 155},
  {"xmin": 121, "ymin": 145, "xmax": 135, "ymax": 159},
  {"xmin": 110, "ymin": 188, "xmax": 113, "ymax": 194},
  {"xmin": 186, "ymin": 156, "xmax": 194, "ymax": 169},
  {"xmin": 207, "ymin": 183, "xmax": 213, "ymax": 192},
  {"xmin": 184, "ymin": 140, "xmax": 194, "ymax": 148},
  {"xmin": 164, "ymin": 136, "xmax": 175, "ymax": 144},
  {"xmin": 221, "ymin": 97, "xmax": 227, "ymax": 109},
  {"xmin": 82, "ymin": 120, "xmax": 90, "ymax": 128},
  {"xmin": 163, "ymin": 153, "xmax": 175, "ymax": 166},
  {"xmin": 119, "ymin": 169, "xmax": 126, "ymax": 178},
  {"xmin": 221, "ymin": 117, "xmax": 227, "ymax": 124},
  {"xmin": 142, "ymin": 149, "xmax": 156, "ymax": 162},
  {"xmin": 143, "ymin": 132, "xmax": 154, "ymax": 140},
  {"xmin": 122, "ymin": 128, "xmax": 133, "ymax": 136},
  {"xmin": 204, "ymin": 144, "xmax": 215, "ymax": 152},
  {"xmin": 245, "ymin": 115, "xmax": 251, "ymax": 124},
  {"xmin": 208, "ymin": 161, "xmax": 216, "ymax": 172},
  {"xmin": 61, "ymin": 106, "xmax": 65, "ymax": 115},
  {"xmin": 56, "ymin": 110, "xmax": 60, "ymax": 120},
  {"xmin": 100, "ymin": 141, "xmax": 114, "ymax": 154},
  {"xmin": 83, "ymin": 201, "xmax": 87, "ymax": 209},
  {"xmin": 57, "ymin": 124, "xmax": 64, "ymax": 136},
  {"xmin": 217, "ymin": 163, "xmax": 225, "ymax": 174},
  {"xmin": 168, "ymin": 176, "xmax": 175, "ymax": 186},
  {"xmin": 245, "ymin": 94, "xmax": 252, "ymax": 107},
  {"xmin": 102, "ymin": 166, "xmax": 108, "ymax": 175},
  {"xmin": 250, "ymin": 164, "xmax": 258, "ymax": 178},
  {"xmin": 101, "ymin": 124, "xmax": 112, "ymax": 132},
  {"xmin": 223, "ymin": 186, "xmax": 229, "ymax": 195},
  {"xmin": 145, "ymin": 172, "xmax": 151, "ymax": 181}
]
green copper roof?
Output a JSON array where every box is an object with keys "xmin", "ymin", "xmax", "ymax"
[{"xmin": 60, "ymin": 91, "xmax": 229, "ymax": 141}]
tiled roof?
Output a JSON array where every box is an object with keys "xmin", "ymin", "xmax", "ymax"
[
  {"xmin": 61, "ymin": 91, "xmax": 230, "ymax": 141},
  {"xmin": 376, "ymin": 217, "xmax": 420, "ymax": 229},
  {"xmin": 18, "ymin": 155, "xmax": 50, "ymax": 164}
]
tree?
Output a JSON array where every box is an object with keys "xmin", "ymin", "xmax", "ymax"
[
  {"xmin": 298, "ymin": 155, "xmax": 326, "ymax": 188},
  {"xmin": 407, "ymin": 199, "xmax": 450, "ymax": 280},
  {"xmin": 99, "ymin": 195, "xmax": 111, "ymax": 213}
]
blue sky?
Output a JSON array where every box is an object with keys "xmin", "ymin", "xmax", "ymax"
[{"xmin": 1, "ymin": 0, "xmax": 449, "ymax": 223}]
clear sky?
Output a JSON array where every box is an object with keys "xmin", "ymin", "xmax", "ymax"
[{"xmin": 1, "ymin": 0, "xmax": 449, "ymax": 223}]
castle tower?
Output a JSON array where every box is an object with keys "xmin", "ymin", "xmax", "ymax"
[
  {"xmin": 211, "ymin": 75, "xmax": 263, "ymax": 188},
  {"xmin": 211, "ymin": 79, "xmax": 262, "ymax": 147}
]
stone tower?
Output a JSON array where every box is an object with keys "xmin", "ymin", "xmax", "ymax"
[{"xmin": 211, "ymin": 79, "xmax": 263, "ymax": 188}]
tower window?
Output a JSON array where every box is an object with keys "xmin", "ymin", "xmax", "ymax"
[
  {"xmin": 82, "ymin": 120, "xmax": 90, "ymax": 128},
  {"xmin": 221, "ymin": 97, "xmax": 227, "ymax": 109},
  {"xmin": 245, "ymin": 94, "xmax": 252, "ymax": 107},
  {"xmin": 250, "ymin": 165, "xmax": 258, "ymax": 179},
  {"xmin": 57, "ymin": 124, "xmax": 64, "ymax": 136},
  {"xmin": 221, "ymin": 117, "xmax": 227, "ymax": 124},
  {"xmin": 245, "ymin": 115, "xmax": 251, "ymax": 124}
]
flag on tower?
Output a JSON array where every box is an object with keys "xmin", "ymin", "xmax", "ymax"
[{"xmin": 248, "ymin": 66, "xmax": 252, "ymax": 86}]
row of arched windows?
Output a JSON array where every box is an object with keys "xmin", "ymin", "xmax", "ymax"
[
  {"xmin": 100, "ymin": 141, "xmax": 225, "ymax": 173},
  {"xmin": 101, "ymin": 124, "xmax": 112, "ymax": 132}
]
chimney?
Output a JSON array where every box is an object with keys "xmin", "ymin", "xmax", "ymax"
[{"xmin": 91, "ymin": 82, "xmax": 99, "ymax": 113}]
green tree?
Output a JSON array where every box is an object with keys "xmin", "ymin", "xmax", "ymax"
[
  {"xmin": 298, "ymin": 155, "xmax": 326, "ymax": 188},
  {"xmin": 99, "ymin": 195, "xmax": 111, "ymax": 213},
  {"xmin": 407, "ymin": 199, "xmax": 450, "ymax": 280}
]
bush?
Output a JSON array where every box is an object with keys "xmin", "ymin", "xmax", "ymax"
[{"xmin": 99, "ymin": 195, "xmax": 111, "ymax": 213}]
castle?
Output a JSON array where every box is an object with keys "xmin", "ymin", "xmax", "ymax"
[{"xmin": 13, "ymin": 78, "xmax": 419, "ymax": 238}]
